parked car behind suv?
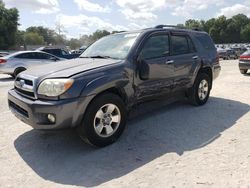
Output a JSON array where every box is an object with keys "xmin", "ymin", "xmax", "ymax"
[
  {"xmin": 239, "ymin": 50, "xmax": 250, "ymax": 74},
  {"xmin": 38, "ymin": 47, "xmax": 80, "ymax": 59},
  {"xmin": 8, "ymin": 25, "xmax": 221, "ymax": 147},
  {"xmin": 0, "ymin": 51, "xmax": 64, "ymax": 77},
  {"xmin": 217, "ymin": 48, "xmax": 238, "ymax": 60}
]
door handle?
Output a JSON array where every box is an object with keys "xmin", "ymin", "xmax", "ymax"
[
  {"xmin": 166, "ymin": 60, "xmax": 174, "ymax": 65},
  {"xmin": 193, "ymin": 56, "xmax": 199, "ymax": 60}
]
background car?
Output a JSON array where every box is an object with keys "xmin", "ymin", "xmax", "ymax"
[
  {"xmin": 0, "ymin": 51, "xmax": 9, "ymax": 57},
  {"xmin": 38, "ymin": 47, "xmax": 80, "ymax": 59},
  {"xmin": 239, "ymin": 50, "xmax": 250, "ymax": 74},
  {"xmin": 217, "ymin": 48, "xmax": 238, "ymax": 60},
  {"xmin": 0, "ymin": 51, "xmax": 64, "ymax": 77}
]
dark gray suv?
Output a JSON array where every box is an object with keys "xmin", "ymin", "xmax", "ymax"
[{"xmin": 8, "ymin": 25, "xmax": 221, "ymax": 147}]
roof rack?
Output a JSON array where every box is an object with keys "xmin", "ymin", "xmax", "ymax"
[
  {"xmin": 154, "ymin": 25, "xmax": 201, "ymax": 31},
  {"xmin": 155, "ymin": 25, "xmax": 186, "ymax": 29}
]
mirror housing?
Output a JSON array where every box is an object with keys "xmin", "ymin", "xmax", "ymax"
[{"xmin": 137, "ymin": 55, "xmax": 149, "ymax": 80}]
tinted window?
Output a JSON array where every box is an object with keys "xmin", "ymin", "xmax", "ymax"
[
  {"xmin": 44, "ymin": 49, "xmax": 61, "ymax": 56},
  {"xmin": 187, "ymin": 37, "xmax": 196, "ymax": 53},
  {"xmin": 171, "ymin": 35, "xmax": 189, "ymax": 55},
  {"xmin": 141, "ymin": 35, "xmax": 169, "ymax": 59},
  {"xmin": 196, "ymin": 34, "xmax": 215, "ymax": 50},
  {"xmin": 15, "ymin": 53, "xmax": 34, "ymax": 59},
  {"xmin": 62, "ymin": 50, "xmax": 67, "ymax": 56},
  {"xmin": 34, "ymin": 52, "xmax": 54, "ymax": 60}
]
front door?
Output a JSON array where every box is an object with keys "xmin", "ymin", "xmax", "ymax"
[{"xmin": 135, "ymin": 33, "xmax": 174, "ymax": 101}]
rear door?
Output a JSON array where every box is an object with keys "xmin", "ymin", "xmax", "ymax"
[{"xmin": 170, "ymin": 33, "xmax": 199, "ymax": 90}]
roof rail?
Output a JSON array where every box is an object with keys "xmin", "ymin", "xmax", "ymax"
[
  {"xmin": 154, "ymin": 24, "xmax": 202, "ymax": 31},
  {"xmin": 154, "ymin": 25, "xmax": 186, "ymax": 29}
]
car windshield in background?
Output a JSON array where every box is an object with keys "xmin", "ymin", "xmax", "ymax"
[{"xmin": 80, "ymin": 32, "xmax": 141, "ymax": 60}]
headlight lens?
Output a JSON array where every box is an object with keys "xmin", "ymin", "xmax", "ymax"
[{"xmin": 37, "ymin": 79, "xmax": 74, "ymax": 97}]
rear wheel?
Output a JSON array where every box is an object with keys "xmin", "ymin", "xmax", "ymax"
[
  {"xmin": 240, "ymin": 69, "xmax": 247, "ymax": 74},
  {"xmin": 188, "ymin": 73, "xmax": 211, "ymax": 106},
  {"xmin": 13, "ymin": 67, "xmax": 26, "ymax": 78},
  {"xmin": 77, "ymin": 93, "xmax": 127, "ymax": 147}
]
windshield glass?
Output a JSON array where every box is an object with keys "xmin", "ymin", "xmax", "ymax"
[{"xmin": 80, "ymin": 32, "xmax": 140, "ymax": 60}]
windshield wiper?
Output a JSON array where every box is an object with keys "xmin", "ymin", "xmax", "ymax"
[{"xmin": 80, "ymin": 55, "xmax": 111, "ymax": 59}]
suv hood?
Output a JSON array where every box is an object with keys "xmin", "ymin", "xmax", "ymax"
[{"xmin": 23, "ymin": 58, "xmax": 122, "ymax": 78}]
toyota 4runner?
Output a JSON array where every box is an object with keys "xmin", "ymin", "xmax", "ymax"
[{"xmin": 8, "ymin": 25, "xmax": 221, "ymax": 147}]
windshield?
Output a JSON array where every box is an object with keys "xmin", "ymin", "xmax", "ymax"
[{"xmin": 80, "ymin": 32, "xmax": 140, "ymax": 60}]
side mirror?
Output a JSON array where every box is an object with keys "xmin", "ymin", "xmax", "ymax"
[{"xmin": 137, "ymin": 55, "xmax": 149, "ymax": 80}]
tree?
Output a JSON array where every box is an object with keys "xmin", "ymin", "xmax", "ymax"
[
  {"xmin": 67, "ymin": 38, "xmax": 81, "ymax": 49},
  {"xmin": 241, "ymin": 23, "xmax": 250, "ymax": 42},
  {"xmin": 0, "ymin": 1, "xmax": 19, "ymax": 49},
  {"xmin": 24, "ymin": 32, "xmax": 44, "ymax": 45},
  {"xmin": 26, "ymin": 26, "xmax": 58, "ymax": 45},
  {"xmin": 89, "ymin": 30, "xmax": 110, "ymax": 43},
  {"xmin": 185, "ymin": 19, "xmax": 203, "ymax": 30}
]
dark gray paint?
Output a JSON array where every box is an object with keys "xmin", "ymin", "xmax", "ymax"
[{"xmin": 8, "ymin": 27, "xmax": 221, "ymax": 129}]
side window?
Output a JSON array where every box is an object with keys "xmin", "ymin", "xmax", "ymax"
[
  {"xmin": 171, "ymin": 35, "xmax": 189, "ymax": 55},
  {"xmin": 187, "ymin": 37, "xmax": 196, "ymax": 53},
  {"xmin": 35, "ymin": 53, "xmax": 51, "ymax": 60},
  {"xmin": 61, "ymin": 50, "xmax": 67, "ymax": 56},
  {"xmin": 140, "ymin": 35, "xmax": 169, "ymax": 59},
  {"xmin": 196, "ymin": 34, "xmax": 215, "ymax": 50},
  {"xmin": 15, "ymin": 53, "xmax": 33, "ymax": 59}
]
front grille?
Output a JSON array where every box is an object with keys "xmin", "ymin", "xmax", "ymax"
[
  {"xmin": 9, "ymin": 100, "xmax": 29, "ymax": 118},
  {"xmin": 16, "ymin": 77, "xmax": 33, "ymax": 86},
  {"xmin": 15, "ymin": 87, "xmax": 35, "ymax": 98},
  {"xmin": 14, "ymin": 76, "xmax": 36, "ymax": 99}
]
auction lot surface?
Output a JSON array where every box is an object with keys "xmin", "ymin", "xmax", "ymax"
[{"xmin": 0, "ymin": 60, "xmax": 250, "ymax": 187}]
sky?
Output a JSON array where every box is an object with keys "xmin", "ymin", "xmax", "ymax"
[{"xmin": 3, "ymin": 0, "xmax": 250, "ymax": 39}]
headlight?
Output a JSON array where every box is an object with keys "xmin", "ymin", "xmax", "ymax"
[{"xmin": 37, "ymin": 78, "xmax": 74, "ymax": 97}]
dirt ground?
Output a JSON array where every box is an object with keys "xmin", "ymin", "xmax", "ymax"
[{"xmin": 0, "ymin": 60, "xmax": 250, "ymax": 188}]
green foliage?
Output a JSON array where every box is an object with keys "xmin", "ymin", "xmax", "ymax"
[
  {"xmin": 0, "ymin": 2, "xmax": 19, "ymax": 50},
  {"xmin": 185, "ymin": 14, "xmax": 250, "ymax": 44},
  {"xmin": 24, "ymin": 32, "xmax": 44, "ymax": 45}
]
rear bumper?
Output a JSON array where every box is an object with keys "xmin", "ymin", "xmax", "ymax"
[
  {"xmin": 8, "ymin": 89, "xmax": 93, "ymax": 130},
  {"xmin": 239, "ymin": 61, "xmax": 250, "ymax": 70}
]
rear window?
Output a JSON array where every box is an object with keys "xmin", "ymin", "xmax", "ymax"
[{"xmin": 195, "ymin": 33, "xmax": 215, "ymax": 50}]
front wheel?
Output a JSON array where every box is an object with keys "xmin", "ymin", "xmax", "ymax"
[
  {"xmin": 188, "ymin": 73, "xmax": 211, "ymax": 106},
  {"xmin": 77, "ymin": 93, "xmax": 127, "ymax": 147}
]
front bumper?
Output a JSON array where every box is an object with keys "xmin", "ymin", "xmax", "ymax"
[
  {"xmin": 8, "ymin": 89, "xmax": 93, "ymax": 130},
  {"xmin": 239, "ymin": 61, "xmax": 250, "ymax": 70}
]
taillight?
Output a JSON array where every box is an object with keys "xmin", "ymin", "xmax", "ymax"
[
  {"xmin": 240, "ymin": 56, "xmax": 250, "ymax": 60},
  {"xmin": 0, "ymin": 59, "xmax": 6, "ymax": 64}
]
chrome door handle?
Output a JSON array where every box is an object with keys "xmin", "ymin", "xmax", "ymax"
[
  {"xmin": 193, "ymin": 56, "xmax": 199, "ymax": 60},
  {"xmin": 166, "ymin": 60, "xmax": 174, "ymax": 65}
]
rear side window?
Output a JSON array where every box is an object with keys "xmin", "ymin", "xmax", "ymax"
[
  {"xmin": 140, "ymin": 35, "xmax": 170, "ymax": 59},
  {"xmin": 171, "ymin": 35, "xmax": 189, "ymax": 55},
  {"xmin": 187, "ymin": 37, "xmax": 196, "ymax": 53},
  {"xmin": 195, "ymin": 34, "xmax": 215, "ymax": 50}
]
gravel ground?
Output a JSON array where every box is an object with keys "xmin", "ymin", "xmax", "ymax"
[{"xmin": 0, "ymin": 60, "xmax": 250, "ymax": 188}]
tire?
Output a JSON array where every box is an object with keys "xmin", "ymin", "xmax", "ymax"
[
  {"xmin": 13, "ymin": 67, "xmax": 26, "ymax": 78},
  {"xmin": 188, "ymin": 73, "xmax": 211, "ymax": 106},
  {"xmin": 77, "ymin": 93, "xmax": 127, "ymax": 147},
  {"xmin": 240, "ymin": 69, "xmax": 247, "ymax": 74}
]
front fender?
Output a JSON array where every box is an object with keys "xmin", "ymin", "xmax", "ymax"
[{"xmin": 80, "ymin": 73, "xmax": 130, "ymax": 97}]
